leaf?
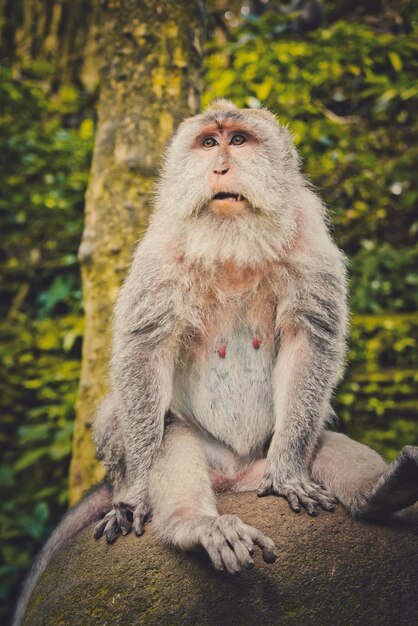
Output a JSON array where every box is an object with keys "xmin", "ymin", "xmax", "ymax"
[
  {"xmin": 14, "ymin": 448, "xmax": 49, "ymax": 472},
  {"xmin": 388, "ymin": 51, "xmax": 402, "ymax": 72}
]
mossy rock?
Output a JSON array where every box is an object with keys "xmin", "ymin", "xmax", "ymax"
[{"xmin": 24, "ymin": 493, "xmax": 418, "ymax": 626}]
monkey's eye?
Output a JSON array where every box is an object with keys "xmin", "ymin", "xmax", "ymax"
[
  {"xmin": 230, "ymin": 134, "xmax": 247, "ymax": 146},
  {"xmin": 202, "ymin": 136, "xmax": 218, "ymax": 149}
]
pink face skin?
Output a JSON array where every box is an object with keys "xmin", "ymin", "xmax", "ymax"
[{"xmin": 192, "ymin": 121, "xmax": 260, "ymax": 217}]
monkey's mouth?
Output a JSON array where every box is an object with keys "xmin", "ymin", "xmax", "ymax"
[
  {"xmin": 208, "ymin": 192, "xmax": 250, "ymax": 218},
  {"xmin": 212, "ymin": 192, "xmax": 247, "ymax": 202}
]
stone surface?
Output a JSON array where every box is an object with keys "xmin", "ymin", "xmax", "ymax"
[{"xmin": 24, "ymin": 493, "xmax": 418, "ymax": 626}]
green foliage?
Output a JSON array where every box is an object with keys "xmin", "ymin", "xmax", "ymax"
[
  {"xmin": 204, "ymin": 10, "xmax": 418, "ymax": 456},
  {"xmin": 349, "ymin": 243, "xmax": 417, "ymax": 314},
  {"xmin": 0, "ymin": 66, "xmax": 94, "ymax": 619},
  {"xmin": 337, "ymin": 314, "xmax": 417, "ymax": 460},
  {"xmin": 0, "ymin": 66, "xmax": 94, "ymax": 319},
  {"xmin": 1, "ymin": 5, "xmax": 418, "ymax": 621},
  {"xmin": 0, "ymin": 316, "xmax": 83, "ymax": 602},
  {"xmin": 204, "ymin": 14, "xmax": 418, "ymax": 313}
]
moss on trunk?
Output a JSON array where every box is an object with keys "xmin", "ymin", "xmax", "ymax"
[{"xmin": 69, "ymin": 0, "xmax": 206, "ymax": 504}]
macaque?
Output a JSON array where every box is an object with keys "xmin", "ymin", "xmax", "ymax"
[{"xmin": 14, "ymin": 99, "xmax": 418, "ymax": 625}]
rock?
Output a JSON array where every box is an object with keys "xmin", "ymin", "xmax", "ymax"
[{"xmin": 24, "ymin": 493, "xmax": 418, "ymax": 626}]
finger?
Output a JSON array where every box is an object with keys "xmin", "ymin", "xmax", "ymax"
[
  {"xmin": 200, "ymin": 535, "xmax": 225, "ymax": 571},
  {"xmin": 205, "ymin": 545, "xmax": 225, "ymax": 571},
  {"xmin": 94, "ymin": 519, "xmax": 107, "ymax": 539},
  {"xmin": 303, "ymin": 484, "xmax": 338, "ymax": 510},
  {"xmin": 286, "ymin": 489, "xmax": 301, "ymax": 513},
  {"xmin": 232, "ymin": 540, "xmax": 254, "ymax": 569},
  {"xmin": 220, "ymin": 542, "xmax": 241, "ymax": 574},
  {"xmin": 237, "ymin": 531, "xmax": 255, "ymax": 556},
  {"xmin": 105, "ymin": 516, "xmax": 119, "ymax": 544},
  {"xmin": 245, "ymin": 526, "xmax": 277, "ymax": 564},
  {"xmin": 221, "ymin": 526, "xmax": 254, "ymax": 569},
  {"xmin": 307, "ymin": 482, "xmax": 339, "ymax": 502},
  {"xmin": 319, "ymin": 487, "xmax": 338, "ymax": 502},
  {"xmin": 94, "ymin": 509, "xmax": 115, "ymax": 539},
  {"xmin": 115, "ymin": 507, "xmax": 132, "ymax": 536},
  {"xmin": 257, "ymin": 480, "xmax": 271, "ymax": 497},
  {"xmin": 307, "ymin": 491, "xmax": 336, "ymax": 511},
  {"xmin": 307, "ymin": 480, "xmax": 327, "ymax": 491},
  {"xmin": 320, "ymin": 500, "xmax": 336, "ymax": 512},
  {"xmin": 223, "ymin": 535, "xmax": 253, "ymax": 569},
  {"xmin": 132, "ymin": 508, "xmax": 147, "ymax": 536},
  {"xmin": 298, "ymin": 495, "xmax": 318, "ymax": 516}
]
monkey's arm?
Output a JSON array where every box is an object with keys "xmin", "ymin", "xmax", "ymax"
[
  {"xmin": 258, "ymin": 204, "xmax": 348, "ymax": 515},
  {"xmin": 107, "ymin": 243, "xmax": 183, "ymax": 536}
]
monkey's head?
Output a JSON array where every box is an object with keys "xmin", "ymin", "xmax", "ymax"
[
  {"xmin": 156, "ymin": 99, "xmax": 303, "ymax": 224},
  {"xmin": 152, "ymin": 100, "xmax": 317, "ymax": 266}
]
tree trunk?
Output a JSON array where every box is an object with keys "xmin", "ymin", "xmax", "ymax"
[
  {"xmin": 69, "ymin": 0, "xmax": 206, "ymax": 505},
  {"xmin": 0, "ymin": 0, "xmax": 101, "ymax": 89}
]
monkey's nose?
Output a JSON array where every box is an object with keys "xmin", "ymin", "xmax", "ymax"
[{"xmin": 213, "ymin": 166, "xmax": 229, "ymax": 175}]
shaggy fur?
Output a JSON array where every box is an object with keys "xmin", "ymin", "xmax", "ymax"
[{"xmin": 14, "ymin": 100, "xmax": 418, "ymax": 624}]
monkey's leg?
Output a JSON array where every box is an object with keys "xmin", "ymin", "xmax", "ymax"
[
  {"xmin": 311, "ymin": 432, "xmax": 418, "ymax": 520},
  {"xmin": 149, "ymin": 421, "xmax": 277, "ymax": 572}
]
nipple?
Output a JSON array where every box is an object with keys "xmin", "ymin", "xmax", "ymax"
[
  {"xmin": 252, "ymin": 336, "xmax": 261, "ymax": 349},
  {"xmin": 217, "ymin": 345, "xmax": 227, "ymax": 358}
]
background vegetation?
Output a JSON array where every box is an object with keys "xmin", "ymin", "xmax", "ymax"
[
  {"xmin": 204, "ymin": 2, "xmax": 418, "ymax": 454},
  {"xmin": 0, "ymin": 65, "xmax": 95, "ymax": 618},
  {"xmin": 1, "ymin": 1, "xmax": 417, "ymax": 621}
]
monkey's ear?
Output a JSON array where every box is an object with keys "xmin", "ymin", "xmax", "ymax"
[{"xmin": 204, "ymin": 98, "xmax": 238, "ymax": 114}]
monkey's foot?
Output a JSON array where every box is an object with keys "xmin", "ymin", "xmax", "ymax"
[
  {"xmin": 191, "ymin": 514, "xmax": 276, "ymax": 573},
  {"xmin": 358, "ymin": 445, "xmax": 418, "ymax": 521},
  {"xmin": 94, "ymin": 502, "xmax": 150, "ymax": 543},
  {"xmin": 257, "ymin": 475, "xmax": 338, "ymax": 516}
]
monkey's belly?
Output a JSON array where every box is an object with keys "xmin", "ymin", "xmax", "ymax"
[{"xmin": 172, "ymin": 329, "xmax": 275, "ymax": 457}]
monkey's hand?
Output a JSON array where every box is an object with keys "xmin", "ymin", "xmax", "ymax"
[
  {"xmin": 192, "ymin": 515, "xmax": 277, "ymax": 573},
  {"xmin": 257, "ymin": 473, "xmax": 338, "ymax": 516},
  {"xmin": 94, "ymin": 495, "xmax": 151, "ymax": 543}
]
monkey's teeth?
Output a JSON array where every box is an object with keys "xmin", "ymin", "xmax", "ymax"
[{"xmin": 212, "ymin": 192, "xmax": 246, "ymax": 201}]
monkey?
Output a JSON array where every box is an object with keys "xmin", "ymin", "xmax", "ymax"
[{"xmin": 13, "ymin": 99, "xmax": 418, "ymax": 625}]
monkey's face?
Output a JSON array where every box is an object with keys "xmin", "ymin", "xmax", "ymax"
[
  {"xmin": 192, "ymin": 123, "xmax": 257, "ymax": 219},
  {"xmin": 157, "ymin": 100, "xmax": 302, "ymax": 225}
]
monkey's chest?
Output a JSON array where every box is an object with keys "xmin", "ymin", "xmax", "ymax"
[{"xmin": 172, "ymin": 323, "xmax": 276, "ymax": 457}]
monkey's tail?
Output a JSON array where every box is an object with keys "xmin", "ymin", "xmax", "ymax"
[{"xmin": 12, "ymin": 480, "xmax": 112, "ymax": 626}]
